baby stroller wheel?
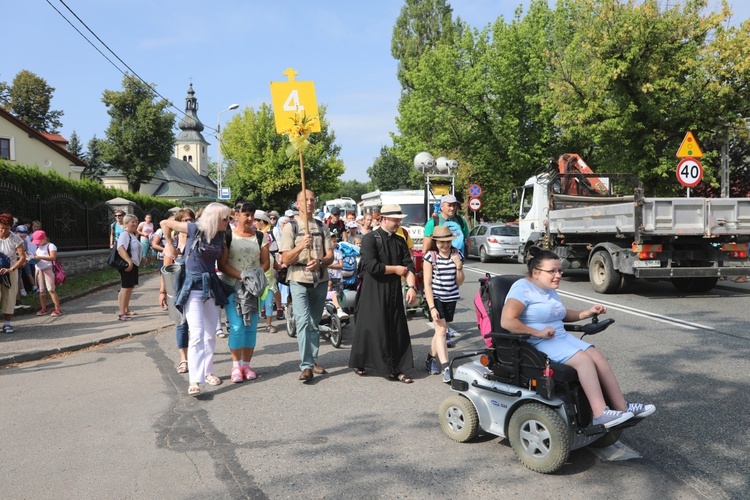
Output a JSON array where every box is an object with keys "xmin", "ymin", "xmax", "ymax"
[
  {"xmin": 439, "ymin": 395, "xmax": 479, "ymax": 443},
  {"xmin": 508, "ymin": 403, "xmax": 570, "ymax": 474},
  {"xmin": 329, "ymin": 314, "xmax": 343, "ymax": 348},
  {"xmin": 286, "ymin": 303, "xmax": 296, "ymax": 337}
]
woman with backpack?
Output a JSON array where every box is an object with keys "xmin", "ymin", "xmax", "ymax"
[
  {"xmin": 31, "ymin": 230, "xmax": 62, "ymax": 316},
  {"xmin": 423, "ymin": 225, "xmax": 465, "ymax": 382}
]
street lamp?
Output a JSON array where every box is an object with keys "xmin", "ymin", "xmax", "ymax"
[{"xmin": 217, "ymin": 103, "xmax": 240, "ymax": 199}]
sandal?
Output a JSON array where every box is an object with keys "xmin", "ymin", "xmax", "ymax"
[
  {"xmin": 188, "ymin": 384, "xmax": 201, "ymax": 396},
  {"xmin": 126, "ymin": 310, "xmax": 138, "ymax": 316},
  {"xmin": 354, "ymin": 368, "xmax": 367, "ymax": 376},
  {"xmin": 205, "ymin": 374, "xmax": 222, "ymax": 386},
  {"xmin": 117, "ymin": 314, "xmax": 132, "ymax": 321},
  {"xmin": 732, "ymin": 276, "xmax": 748, "ymax": 283},
  {"xmin": 231, "ymin": 367, "xmax": 244, "ymax": 383},
  {"xmin": 36, "ymin": 309, "xmax": 49, "ymax": 316},
  {"xmin": 177, "ymin": 361, "xmax": 188, "ymax": 374},
  {"xmin": 388, "ymin": 373, "xmax": 413, "ymax": 384}
]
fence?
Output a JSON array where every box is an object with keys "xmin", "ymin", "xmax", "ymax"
[{"xmin": 0, "ymin": 182, "xmax": 167, "ymax": 251}]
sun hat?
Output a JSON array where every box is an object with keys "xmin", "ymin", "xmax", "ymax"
[
  {"xmin": 31, "ymin": 230, "xmax": 48, "ymax": 244},
  {"xmin": 268, "ymin": 210, "xmax": 280, "ymax": 218},
  {"xmin": 379, "ymin": 204, "xmax": 408, "ymax": 219},
  {"xmin": 254, "ymin": 210, "xmax": 271, "ymax": 223},
  {"xmin": 431, "ymin": 225, "xmax": 454, "ymax": 241},
  {"xmin": 441, "ymin": 194, "xmax": 458, "ymax": 205}
]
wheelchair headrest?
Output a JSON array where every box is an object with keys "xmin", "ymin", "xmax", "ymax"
[{"xmin": 488, "ymin": 274, "xmax": 526, "ymax": 333}]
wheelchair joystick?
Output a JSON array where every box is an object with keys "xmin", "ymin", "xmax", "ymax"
[{"xmin": 591, "ymin": 313, "xmax": 599, "ymax": 324}]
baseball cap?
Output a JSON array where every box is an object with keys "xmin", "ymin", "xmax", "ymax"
[
  {"xmin": 330, "ymin": 206, "xmax": 341, "ymax": 215},
  {"xmin": 15, "ymin": 225, "xmax": 29, "ymax": 234},
  {"xmin": 441, "ymin": 194, "xmax": 458, "ymax": 204},
  {"xmin": 284, "ymin": 209, "xmax": 295, "ymax": 217},
  {"xmin": 346, "ymin": 221, "xmax": 359, "ymax": 229}
]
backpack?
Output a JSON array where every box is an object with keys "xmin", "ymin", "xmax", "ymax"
[
  {"xmin": 224, "ymin": 228, "xmax": 265, "ymax": 250},
  {"xmin": 474, "ymin": 273, "xmax": 494, "ymax": 348},
  {"xmin": 338, "ymin": 241, "xmax": 360, "ymax": 289},
  {"xmin": 431, "ymin": 213, "xmax": 468, "ymax": 254},
  {"xmin": 53, "ymin": 261, "xmax": 66, "ymax": 286}
]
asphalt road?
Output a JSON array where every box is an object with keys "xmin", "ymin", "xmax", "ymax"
[{"xmin": 1, "ymin": 261, "xmax": 748, "ymax": 499}]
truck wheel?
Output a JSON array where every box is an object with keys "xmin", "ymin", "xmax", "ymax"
[
  {"xmin": 589, "ymin": 429, "xmax": 622, "ymax": 448},
  {"xmin": 439, "ymin": 395, "xmax": 479, "ymax": 443},
  {"xmin": 589, "ymin": 251, "xmax": 621, "ymax": 294},
  {"xmin": 479, "ymin": 246, "xmax": 489, "ymax": 263},
  {"xmin": 508, "ymin": 403, "xmax": 570, "ymax": 474},
  {"xmin": 671, "ymin": 277, "xmax": 719, "ymax": 293}
]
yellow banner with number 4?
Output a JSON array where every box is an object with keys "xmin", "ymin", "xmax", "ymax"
[{"xmin": 270, "ymin": 68, "xmax": 321, "ymax": 134}]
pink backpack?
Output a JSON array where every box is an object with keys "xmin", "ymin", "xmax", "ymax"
[{"xmin": 474, "ymin": 273, "xmax": 494, "ymax": 347}]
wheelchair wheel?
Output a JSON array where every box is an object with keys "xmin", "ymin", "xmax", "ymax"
[
  {"xmin": 286, "ymin": 303, "xmax": 296, "ymax": 338},
  {"xmin": 508, "ymin": 403, "xmax": 570, "ymax": 474},
  {"xmin": 329, "ymin": 314, "xmax": 343, "ymax": 348},
  {"xmin": 439, "ymin": 395, "xmax": 479, "ymax": 443},
  {"xmin": 589, "ymin": 428, "xmax": 622, "ymax": 448}
]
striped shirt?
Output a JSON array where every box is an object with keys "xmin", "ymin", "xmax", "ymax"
[{"xmin": 424, "ymin": 249, "xmax": 463, "ymax": 302}]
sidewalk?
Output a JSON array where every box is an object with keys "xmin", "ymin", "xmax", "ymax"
[{"xmin": 0, "ymin": 274, "xmax": 175, "ymax": 366}]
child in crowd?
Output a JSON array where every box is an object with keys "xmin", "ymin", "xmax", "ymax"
[
  {"xmin": 32, "ymin": 230, "xmax": 63, "ymax": 316},
  {"xmin": 325, "ymin": 233, "xmax": 349, "ymax": 319},
  {"xmin": 423, "ymin": 225, "xmax": 465, "ymax": 382}
]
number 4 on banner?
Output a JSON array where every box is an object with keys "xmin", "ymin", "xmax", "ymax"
[{"xmin": 270, "ymin": 68, "xmax": 320, "ymax": 134}]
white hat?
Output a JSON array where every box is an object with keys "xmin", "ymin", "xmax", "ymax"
[
  {"xmin": 346, "ymin": 221, "xmax": 359, "ymax": 229},
  {"xmin": 441, "ymin": 194, "xmax": 458, "ymax": 204},
  {"xmin": 254, "ymin": 210, "xmax": 271, "ymax": 223},
  {"xmin": 284, "ymin": 209, "xmax": 295, "ymax": 217},
  {"xmin": 379, "ymin": 204, "xmax": 408, "ymax": 219}
]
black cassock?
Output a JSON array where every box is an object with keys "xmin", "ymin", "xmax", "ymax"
[{"xmin": 348, "ymin": 227, "xmax": 415, "ymax": 374}]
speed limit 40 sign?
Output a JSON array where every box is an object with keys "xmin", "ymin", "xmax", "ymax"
[{"xmin": 676, "ymin": 157, "xmax": 703, "ymax": 187}]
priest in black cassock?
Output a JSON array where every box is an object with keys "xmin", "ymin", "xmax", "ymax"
[{"xmin": 348, "ymin": 204, "xmax": 418, "ymax": 383}]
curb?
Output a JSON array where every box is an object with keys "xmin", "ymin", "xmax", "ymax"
[
  {"xmin": 0, "ymin": 326, "xmax": 165, "ymax": 368},
  {"xmin": 14, "ymin": 280, "xmax": 122, "ymax": 317}
]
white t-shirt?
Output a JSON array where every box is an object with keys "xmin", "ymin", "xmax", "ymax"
[
  {"xmin": 34, "ymin": 243, "xmax": 58, "ymax": 270},
  {"xmin": 0, "ymin": 233, "xmax": 23, "ymax": 266},
  {"xmin": 117, "ymin": 231, "xmax": 141, "ymax": 264}
]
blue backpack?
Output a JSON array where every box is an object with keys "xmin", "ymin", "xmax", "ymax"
[
  {"xmin": 338, "ymin": 241, "xmax": 360, "ymax": 289},
  {"xmin": 0, "ymin": 251, "xmax": 11, "ymax": 288}
]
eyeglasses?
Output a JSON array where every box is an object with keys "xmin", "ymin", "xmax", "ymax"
[
  {"xmin": 115, "ymin": 214, "xmax": 123, "ymax": 218},
  {"xmin": 269, "ymin": 216, "xmax": 278, "ymax": 220},
  {"xmin": 536, "ymin": 268, "xmax": 563, "ymax": 276},
  {"xmin": 183, "ymin": 218, "xmax": 194, "ymax": 222}
]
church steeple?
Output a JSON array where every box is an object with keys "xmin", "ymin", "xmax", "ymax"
[{"xmin": 175, "ymin": 83, "xmax": 209, "ymax": 176}]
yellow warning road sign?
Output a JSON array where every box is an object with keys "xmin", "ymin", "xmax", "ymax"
[
  {"xmin": 676, "ymin": 131, "xmax": 703, "ymax": 158},
  {"xmin": 270, "ymin": 68, "xmax": 321, "ymax": 134}
]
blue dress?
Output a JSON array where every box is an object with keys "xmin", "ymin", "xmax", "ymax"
[{"xmin": 505, "ymin": 278, "xmax": 593, "ymax": 363}]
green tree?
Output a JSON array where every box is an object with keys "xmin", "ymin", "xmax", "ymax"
[
  {"xmin": 367, "ymin": 145, "xmax": 419, "ymax": 191},
  {"xmin": 82, "ymin": 135, "xmax": 107, "ymax": 182},
  {"xmin": 392, "ymin": 0, "xmax": 457, "ymax": 90},
  {"xmin": 67, "ymin": 131, "xmax": 83, "ymax": 158},
  {"xmin": 3, "ymin": 70, "xmax": 64, "ymax": 132},
  {"xmin": 544, "ymin": 0, "xmax": 750, "ymax": 195},
  {"xmin": 101, "ymin": 75, "xmax": 175, "ymax": 192},
  {"xmin": 319, "ymin": 179, "xmax": 373, "ymax": 205},
  {"xmin": 205, "ymin": 158, "xmax": 219, "ymax": 185},
  {"xmin": 221, "ymin": 103, "xmax": 344, "ymax": 211}
]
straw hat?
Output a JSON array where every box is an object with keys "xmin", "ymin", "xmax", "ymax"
[
  {"xmin": 379, "ymin": 204, "xmax": 407, "ymax": 219},
  {"xmin": 432, "ymin": 225, "xmax": 454, "ymax": 241}
]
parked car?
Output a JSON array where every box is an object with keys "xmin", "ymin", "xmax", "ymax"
[{"xmin": 468, "ymin": 223, "xmax": 519, "ymax": 263}]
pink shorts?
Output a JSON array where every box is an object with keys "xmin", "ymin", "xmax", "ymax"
[{"xmin": 36, "ymin": 267, "xmax": 55, "ymax": 293}]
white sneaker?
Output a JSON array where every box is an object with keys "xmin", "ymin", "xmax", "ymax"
[
  {"xmin": 322, "ymin": 308, "xmax": 331, "ymax": 319},
  {"xmin": 336, "ymin": 308, "xmax": 349, "ymax": 319},
  {"xmin": 20, "ymin": 289, "xmax": 27, "ymax": 297}
]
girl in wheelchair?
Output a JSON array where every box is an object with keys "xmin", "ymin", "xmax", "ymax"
[{"xmin": 501, "ymin": 246, "xmax": 655, "ymax": 428}]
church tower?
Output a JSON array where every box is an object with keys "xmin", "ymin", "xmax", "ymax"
[{"xmin": 175, "ymin": 83, "xmax": 209, "ymax": 176}]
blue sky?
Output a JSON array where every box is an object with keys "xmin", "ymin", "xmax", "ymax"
[{"xmin": 4, "ymin": 1, "xmax": 748, "ymax": 182}]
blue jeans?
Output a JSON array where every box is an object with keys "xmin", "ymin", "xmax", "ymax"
[
  {"xmin": 289, "ymin": 281, "xmax": 328, "ymax": 371},
  {"xmin": 176, "ymin": 320, "xmax": 189, "ymax": 349}
]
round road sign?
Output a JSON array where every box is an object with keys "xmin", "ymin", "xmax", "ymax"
[
  {"xmin": 468, "ymin": 197, "xmax": 482, "ymax": 212},
  {"xmin": 468, "ymin": 184, "xmax": 482, "ymax": 198},
  {"xmin": 676, "ymin": 157, "xmax": 703, "ymax": 188}
]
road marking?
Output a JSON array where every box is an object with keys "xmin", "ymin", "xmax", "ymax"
[{"xmin": 463, "ymin": 266, "xmax": 715, "ymax": 331}]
